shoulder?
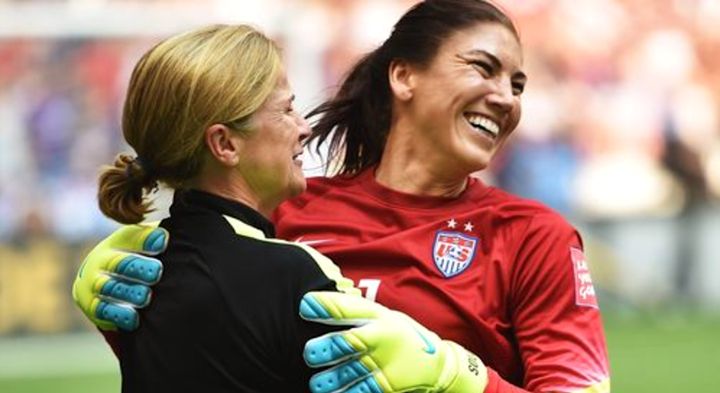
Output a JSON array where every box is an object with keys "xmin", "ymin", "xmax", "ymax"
[
  {"xmin": 166, "ymin": 210, "xmax": 310, "ymax": 277},
  {"xmin": 220, "ymin": 215, "xmax": 357, "ymax": 295},
  {"xmin": 162, "ymin": 207, "xmax": 239, "ymax": 250},
  {"xmin": 216, "ymin": 214, "xmax": 317, "ymax": 268},
  {"xmin": 479, "ymin": 185, "xmax": 577, "ymax": 236},
  {"xmin": 486, "ymin": 190, "xmax": 584, "ymax": 281},
  {"xmin": 263, "ymin": 237, "xmax": 358, "ymax": 294}
]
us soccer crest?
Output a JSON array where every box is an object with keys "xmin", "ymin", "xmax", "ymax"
[{"xmin": 433, "ymin": 231, "xmax": 479, "ymax": 277}]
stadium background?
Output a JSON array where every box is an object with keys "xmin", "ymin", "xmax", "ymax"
[{"xmin": 0, "ymin": 0, "xmax": 719, "ymax": 391}]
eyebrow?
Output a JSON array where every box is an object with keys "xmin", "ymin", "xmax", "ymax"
[{"xmin": 463, "ymin": 49, "xmax": 527, "ymax": 82}]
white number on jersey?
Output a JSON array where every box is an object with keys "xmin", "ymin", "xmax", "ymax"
[{"xmin": 357, "ymin": 279, "xmax": 381, "ymax": 301}]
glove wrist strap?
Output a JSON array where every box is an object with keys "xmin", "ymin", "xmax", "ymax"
[{"xmin": 442, "ymin": 341, "xmax": 489, "ymax": 393}]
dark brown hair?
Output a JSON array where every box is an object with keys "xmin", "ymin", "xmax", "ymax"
[{"xmin": 308, "ymin": 0, "xmax": 518, "ymax": 175}]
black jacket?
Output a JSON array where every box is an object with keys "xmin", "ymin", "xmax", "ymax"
[{"xmin": 119, "ymin": 189, "xmax": 351, "ymax": 392}]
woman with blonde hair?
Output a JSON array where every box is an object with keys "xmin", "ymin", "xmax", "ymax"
[{"xmin": 83, "ymin": 23, "xmax": 359, "ymax": 391}]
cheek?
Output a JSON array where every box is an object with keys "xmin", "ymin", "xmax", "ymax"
[
  {"xmin": 262, "ymin": 121, "xmax": 294, "ymax": 151},
  {"xmin": 281, "ymin": 119, "xmax": 300, "ymax": 144},
  {"xmin": 506, "ymin": 103, "xmax": 522, "ymax": 134}
]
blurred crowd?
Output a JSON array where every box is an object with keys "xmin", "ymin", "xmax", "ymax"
[
  {"xmin": 1, "ymin": 0, "xmax": 718, "ymax": 242},
  {"xmin": 499, "ymin": 0, "xmax": 720, "ymax": 220},
  {"xmin": 0, "ymin": 0, "xmax": 719, "ymax": 310}
]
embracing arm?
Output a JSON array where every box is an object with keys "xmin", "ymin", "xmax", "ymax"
[
  {"xmin": 71, "ymin": 224, "xmax": 167, "ymax": 359},
  {"xmin": 72, "ymin": 224, "xmax": 167, "ymax": 331},
  {"xmin": 299, "ymin": 290, "xmax": 586, "ymax": 393}
]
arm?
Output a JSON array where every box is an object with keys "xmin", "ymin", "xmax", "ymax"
[
  {"xmin": 299, "ymin": 293, "xmax": 542, "ymax": 393},
  {"xmin": 508, "ymin": 213, "xmax": 610, "ymax": 392},
  {"xmin": 298, "ymin": 223, "xmax": 610, "ymax": 393},
  {"xmin": 300, "ymin": 291, "xmax": 489, "ymax": 393},
  {"xmin": 297, "ymin": 213, "xmax": 611, "ymax": 393}
]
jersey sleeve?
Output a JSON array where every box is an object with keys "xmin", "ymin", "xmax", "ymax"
[{"xmin": 507, "ymin": 213, "xmax": 610, "ymax": 392}]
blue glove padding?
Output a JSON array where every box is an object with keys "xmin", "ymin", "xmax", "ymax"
[
  {"xmin": 300, "ymin": 291, "xmax": 489, "ymax": 393},
  {"xmin": 72, "ymin": 224, "xmax": 167, "ymax": 331}
]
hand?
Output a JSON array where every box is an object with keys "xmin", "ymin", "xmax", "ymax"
[
  {"xmin": 72, "ymin": 224, "xmax": 167, "ymax": 331},
  {"xmin": 300, "ymin": 291, "xmax": 488, "ymax": 393}
]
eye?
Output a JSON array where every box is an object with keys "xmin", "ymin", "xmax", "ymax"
[{"xmin": 470, "ymin": 60, "xmax": 493, "ymax": 76}]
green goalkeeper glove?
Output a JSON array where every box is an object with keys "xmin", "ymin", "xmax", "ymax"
[
  {"xmin": 300, "ymin": 291, "xmax": 488, "ymax": 393},
  {"xmin": 72, "ymin": 224, "xmax": 167, "ymax": 331}
]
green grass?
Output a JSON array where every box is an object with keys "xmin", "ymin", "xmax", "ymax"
[
  {"xmin": 605, "ymin": 313, "xmax": 720, "ymax": 392},
  {"xmin": 0, "ymin": 373, "xmax": 119, "ymax": 393},
  {"xmin": 1, "ymin": 314, "xmax": 719, "ymax": 392},
  {"xmin": 0, "ymin": 333, "xmax": 120, "ymax": 393}
]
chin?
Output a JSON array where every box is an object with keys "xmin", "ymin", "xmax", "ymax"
[
  {"xmin": 459, "ymin": 152, "xmax": 492, "ymax": 175},
  {"xmin": 287, "ymin": 177, "xmax": 307, "ymax": 198},
  {"xmin": 473, "ymin": 161, "xmax": 490, "ymax": 173}
]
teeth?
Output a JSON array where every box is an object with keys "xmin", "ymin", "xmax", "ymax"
[{"xmin": 465, "ymin": 114, "xmax": 499, "ymax": 136}]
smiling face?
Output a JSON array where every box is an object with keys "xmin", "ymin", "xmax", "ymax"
[
  {"xmin": 395, "ymin": 22, "xmax": 526, "ymax": 175},
  {"xmin": 235, "ymin": 71, "xmax": 310, "ymax": 210}
]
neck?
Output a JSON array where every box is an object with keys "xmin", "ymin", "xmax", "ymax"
[
  {"xmin": 187, "ymin": 171, "xmax": 277, "ymax": 218},
  {"xmin": 375, "ymin": 126, "xmax": 469, "ymax": 198}
]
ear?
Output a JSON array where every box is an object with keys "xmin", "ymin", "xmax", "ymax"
[
  {"xmin": 388, "ymin": 59, "xmax": 415, "ymax": 102},
  {"xmin": 204, "ymin": 124, "xmax": 241, "ymax": 167}
]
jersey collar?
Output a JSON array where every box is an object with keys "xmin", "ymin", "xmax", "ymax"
[
  {"xmin": 355, "ymin": 166, "xmax": 492, "ymax": 209},
  {"xmin": 173, "ymin": 189, "xmax": 276, "ymax": 238}
]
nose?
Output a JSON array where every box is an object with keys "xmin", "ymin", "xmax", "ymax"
[
  {"xmin": 296, "ymin": 113, "xmax": 311, "ymax": 143},
  {"xmin": 486, "ymin": 79, "xmax": 515, "ymax": 114}
]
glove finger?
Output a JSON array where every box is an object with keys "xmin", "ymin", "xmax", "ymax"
[
  {"xmin": 340, "ymin": 375, "xmax": 385, "ymax": 393},
  {"xmin": 99, "ymin": 277, "xmax": 153, "ymax": 308},
  {"xmin": 300, "ymin": 291, "xmax": 385, "ymax": 323},
  {"xmin": 140, "ymin": 226, "xmax": 168, "ymax": 255},
  {"xmin": 304, "ymin": 331, "xmax": 367, "ymax": 367},
  {"xmin": 106, "ymin": 225, "xmax": 168, "ymax": 255},
  {"xmin": 95, "ymin": 301, "xmax": 139, "ymax": 331},
  {"xmin": 108, "ymin": 253, "xmax": 163, "ymax": 285},
  {"xmin": 308, "ymin": 360, "xmax": 373, "ymax": 393}
]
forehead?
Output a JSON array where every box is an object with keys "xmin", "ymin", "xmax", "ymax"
[
  {"xmin": 266, "ymin": 70, "xmax": 292, "ymax": 102},
  {"xmin": 438, "ymin": 22, "xmax": 523, "ymax": 69}
]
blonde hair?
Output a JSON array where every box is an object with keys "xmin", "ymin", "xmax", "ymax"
[{"xmin": 98, "ymin": 24, "xmax": 282, "ymax": 224}]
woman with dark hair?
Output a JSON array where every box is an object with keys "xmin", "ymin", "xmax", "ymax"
[{"xmin": 74, "ymin": 1, "xmax": 610, "ymax": 392}]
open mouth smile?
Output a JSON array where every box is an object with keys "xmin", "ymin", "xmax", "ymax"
[{"xmin": 464, "ymin": 112, "xmax": 500, "ymax": 140}]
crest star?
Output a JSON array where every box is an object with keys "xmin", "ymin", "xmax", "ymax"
[
  {"xmin": 464, "ymin": 222, "xmax": 474, "ymax": 232},
  {"xmin": 447, "ymin": 218, "xmax": 457, "ymax": 229}
]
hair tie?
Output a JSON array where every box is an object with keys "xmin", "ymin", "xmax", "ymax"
[{"xmin": 126, "ymin": 156, "xmax": 153, "ymax": 179}]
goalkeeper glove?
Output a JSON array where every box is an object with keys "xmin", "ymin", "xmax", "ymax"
[
  {"xmin": 300, "ymin": 291, "xmax": 488, "ymax": 393},
  {"xmin": 72, "ymin": 224, "xmax": 167, "ymax": 331}
]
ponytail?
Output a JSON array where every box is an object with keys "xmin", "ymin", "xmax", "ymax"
[
  {"xmin": 97, "ymin": 153, "xmax": 158, "ymax": 224},
  {"xmin": 307, "ymin": 48, "xmax": 392, "ymax": 176}
]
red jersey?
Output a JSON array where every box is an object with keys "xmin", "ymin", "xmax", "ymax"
[{"xmin": 274, "ymin": 168, "xmax": 610, "ymax": 393}]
